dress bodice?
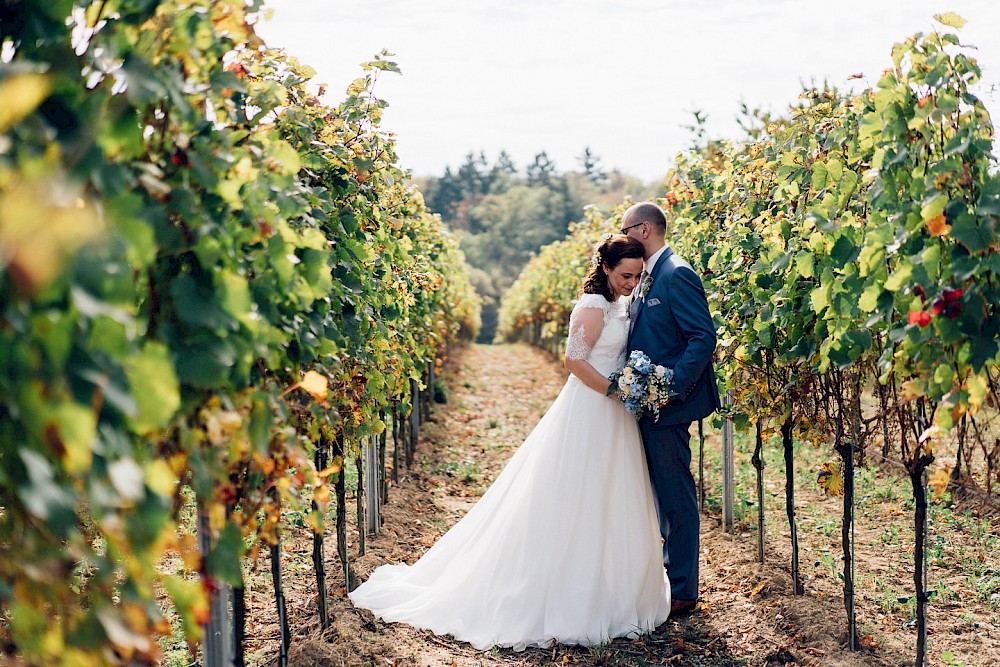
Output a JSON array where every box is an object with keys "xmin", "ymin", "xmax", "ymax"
[{"xmin": 566, "ymin": 293, "xmax": 629, "ymax": 377}]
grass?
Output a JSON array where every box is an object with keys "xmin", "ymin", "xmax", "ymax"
[
  {"xmin": 695, "ymin": 421, "xmax": 1000, "ymax": 641},
  {"xmin": 421, "ymin": 456, "xmax": 482, "ymax": 485}
]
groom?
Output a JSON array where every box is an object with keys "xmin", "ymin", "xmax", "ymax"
[{"xmin": 622, "ymin": 201, "xmax": 720, "ymax": 616}]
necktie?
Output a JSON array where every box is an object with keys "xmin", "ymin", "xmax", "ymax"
[
  {"xmin": 637, "ymin": 270, "xmax": 649, "ymax": 302},
  {"xmin": 630, "ymin": 270, "xmax": 648, "ymax": 313}
]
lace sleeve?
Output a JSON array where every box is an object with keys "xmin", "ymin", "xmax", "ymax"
[{"xmin": 565, "ymin": 305, "xmax": 605, "ymax": 361}]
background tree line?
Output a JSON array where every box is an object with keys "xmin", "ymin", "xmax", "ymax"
[{"xmin": 413, "ymin": 149, "xmax": 658, "ymax": 341}]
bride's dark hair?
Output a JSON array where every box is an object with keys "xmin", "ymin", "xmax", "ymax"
[{"xmin": 581, "ymin": 234, "xmax": 645, "ymax": 302}]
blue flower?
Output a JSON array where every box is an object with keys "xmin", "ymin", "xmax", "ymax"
[
  {"xmin": 624, "ymin": 398, "xmax": 641, "ymax": 417},
  {"xmin": 618, "ymin": 349, "xmax": 676, "ymax": 422},
  {"xmin": 633, "ymin": 354, "xmax": 651, "ymax": 374}
]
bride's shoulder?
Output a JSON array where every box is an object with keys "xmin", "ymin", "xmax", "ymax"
[{"xmin": 573, "ymin": 292, "xmax": 612, "ymax": 313}]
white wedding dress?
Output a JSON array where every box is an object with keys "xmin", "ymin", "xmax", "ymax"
[{"xmin": 349, "ymin": 293, "xmax": 670, "ymax": 651}]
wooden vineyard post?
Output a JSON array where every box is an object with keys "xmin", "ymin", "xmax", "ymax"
[
  {"xmin": 781, "ymin": 416, "xmax": 803, "ymax": 595},
  {"xmin": 698, "ymin": 419, "xmax": 706, "ymax": 513},
  {"xmin": 837, "ymin": 436, "xmax": 857, "ymax": 650},
  {"xmin": 233, "ymin": 584, "xmax": 246, "ymax": 667},
  {"xmin": 334, "ymin": 433, "xmax": 357, "ymax": 592},
  {"xmin": 313, "ymin": 437, "xmax": 329, "ymax": 630},
  {"xmin": 364, "ymin": 437, "xmax": 380, "ymax": 536},
  {"xmin": 378, "ymin": 411, "xmax": 389, "ymax": 505},
  {"xmin": 197, "ymin": 505, "xmax": 233, "ymax": 667},
  {"xmin": 722, "ymin": 392, "xmax": 735, "ymax": 533},
  {"xmin": 425, "ymin": 360, "xmax": 434, "ymax": 420},
  {"xmin": 409, "ymin": 378, "xmax": 420, "ymax": 463},
  {"xmin": 752, "ymin": 420, "xmax": 765, "ymax": 563},
  {"xmin": 268, "ymin": 488, "xmax": 290, "ymax": 667},
  {"xmin": 392, "ymin": 405, "xmax": 402, "ymax": 476},
  {"xmin": 910, "ymin": 458, "xmax": 933, "ymax": 667},
  {"xmin": 355, "ymin": 452, "xmax": 365, "ymax": 556}
]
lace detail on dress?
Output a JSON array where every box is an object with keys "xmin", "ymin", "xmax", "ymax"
[
  {"xmin": 566, "ymin": 294, "xmax": 630, "ymax": 376},
  {"xmin": 565, "ymin": 324, "xmax": 592, "ymax": 360}
]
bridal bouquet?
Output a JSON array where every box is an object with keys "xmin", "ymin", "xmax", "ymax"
[{"xmin": 608, "ymin": 350, "xmax": 676, "ymax": 421}]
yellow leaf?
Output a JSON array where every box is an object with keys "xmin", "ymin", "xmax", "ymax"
[
  {"xmin": 928, "ymin": 465, "xmax": 952, "ymax": 498},
  {"xmin": 950, "ymin": 404, "xmax": 965, "ymax": 426},
  {"xmin": 925, "ymin": 213, "xmax": 950, "ymax": 237},
  {"xmin": 145, "ymin": 459, "xmax": 177, "ymax": 498},
  {"xmin": 749, "ymin": 580, "xmax": 768, "ymax": 599},
  {"xmin": 901, "ymin": 377, "xmax": 927, "ymax": 401},
  {"xmin": 314, "ymin": 484, "xmax": 330, "ymax": 504},
  {"xmin": 304, "ymin": 510, "xmax": 324, "ymax": 533},
  {"xmin": 203, "ymin": 408, "xmax": 242, "ymax": 445},
  {"xmin": 96, "ymin": 606, "xmax": 152, "ymax": 658},
  {"xmin": 0, "ymin": 177, "xmax": 102, "ymax": 294},
  {"xmin": 253, "ymin": 452, "xmax": 275, "ymax": 475},
  {"xmin": 209, "ymin": 503, "xmax": 226, "ymax": 532},
  {"xmin": 967, "ymin": 372, "xmax": 989, "ymax": 414},
  {"xmin": 919, "ymin": 425, "xmax": 940, "ymax": 444},
  {"xmin": 51, "ymin": 401, "xmax": 98, "ymax": 474},
  {"xmin": 817, "ymin": 461, "xmax": 844, "ymax": 496},
  {"xmin": 934, "ymin": 12, "xmax": 967, "ymax": 29},
  {"xmin": 300, "ymin": 370, "xmax": 329, "ymax": 403},
  {"xmin": 317, "ymin": 462, "xmax": 342, "ymax": 479},
  {"xmin": 168, "ymin": 453, "xmax": 188, "ymax": 475},
  {"xmin": 0, "ymin": 73, "xmax": 51, "ymax": 131}
]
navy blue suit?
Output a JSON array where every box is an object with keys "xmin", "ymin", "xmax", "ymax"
[{"xmin": 628, "ymin": 245, "xmax": 720, "ymax": 602}]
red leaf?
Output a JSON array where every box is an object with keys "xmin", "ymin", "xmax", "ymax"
[{"xmin": 908, "ymin": 310, "xmax": 931, "ymax": 327}]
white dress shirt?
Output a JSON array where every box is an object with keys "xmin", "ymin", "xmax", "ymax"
[{"xmin": 645, "ymin": 244, "xmax": 669, "ymax": 275}]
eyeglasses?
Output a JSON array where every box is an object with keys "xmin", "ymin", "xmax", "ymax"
[{"xmin": 620, "ymin": 222, "xmax": 644, "ymax": 234}]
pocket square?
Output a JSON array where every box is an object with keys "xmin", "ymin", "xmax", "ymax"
[{"xmin": 647, "ymin": 297, "xmax": 661, "ymax": 307}]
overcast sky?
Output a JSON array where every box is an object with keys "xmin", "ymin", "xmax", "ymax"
[{"xmin": 256, "ymin": 1, "xmax": 1000, "ymax": 183}]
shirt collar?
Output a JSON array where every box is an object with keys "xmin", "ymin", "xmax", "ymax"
[{"xmin": 645, "ymin": 244, "xmax": 670, "ymax": 274}]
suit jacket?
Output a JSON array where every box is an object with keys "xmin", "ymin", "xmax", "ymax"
[{"xmin": 628, "ymin": 246, "xmax": 721, "ymax": 427}]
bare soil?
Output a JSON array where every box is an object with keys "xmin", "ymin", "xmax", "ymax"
[{"xmin": 243, "ymin": 343, "xmax": 999, "ymax": 667}]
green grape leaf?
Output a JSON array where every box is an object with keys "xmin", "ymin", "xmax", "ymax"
[
  {"xmin": 124, "ymin": 342, "xmax": 181, "ymax": 435},
  {"xmin": 206, "ymin": 522, "xmax": 244, "ymax": 585},
  {"xmin": 16, "ymin": 449, "xmax": 76, "ymax": 531}
]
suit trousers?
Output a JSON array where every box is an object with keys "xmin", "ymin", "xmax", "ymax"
[{"xmin": 639, "ymin": 420, "xmax": 699, "ymax": 601}]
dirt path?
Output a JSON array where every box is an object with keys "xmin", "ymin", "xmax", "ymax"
[{"xmin": 271, "ymin": 343, "xmax": 990, "ymax": 667}]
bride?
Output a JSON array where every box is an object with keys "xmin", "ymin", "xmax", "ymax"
[{"xmin": 349, "ymin": 234, "xmax": 670, "ymax": 651}]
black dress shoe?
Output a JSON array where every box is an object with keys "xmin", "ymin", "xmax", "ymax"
[{"xmin": 670, "ymin": 598, "xmax": 698, "ymax": 616}]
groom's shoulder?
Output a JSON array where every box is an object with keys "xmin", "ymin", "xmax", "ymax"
[
  {"xmin": 662, "ymin": 254, "xmax": 710, "ymax": 292},
  {"xmin": 664, "ymin": 252, "xmax": 695, "ymax": 275}
]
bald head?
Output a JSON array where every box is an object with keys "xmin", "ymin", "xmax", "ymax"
[
  {"xmin": 622, "ymin": 202, "xmax": 667, "ymax": 234},
  {"xmin": 621, "ymin": 201, "xmax": 667, "ymax": 259}
]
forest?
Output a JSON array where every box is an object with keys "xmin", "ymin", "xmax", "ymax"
[{"xmin": 416, "ymin": 149, "xmax": 658, "ymax": 340}]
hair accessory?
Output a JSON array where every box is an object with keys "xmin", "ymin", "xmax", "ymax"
[{"xmin": 590, "ymin": 233, "xmax": 613, "ymax": 269}]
